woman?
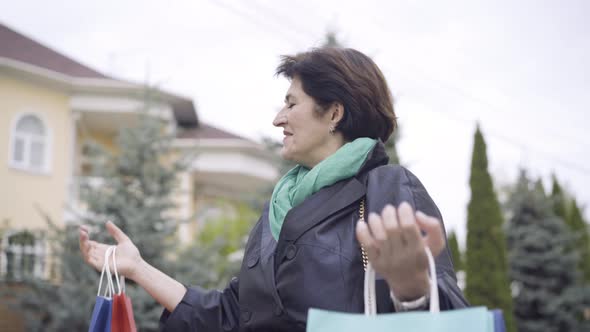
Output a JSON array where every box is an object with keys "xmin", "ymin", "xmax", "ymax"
[{"xmin": 79, "ymin": 47, "xmax": 468, "ymax": 331}]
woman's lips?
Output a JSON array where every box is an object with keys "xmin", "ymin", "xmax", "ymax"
[{"xmin": 283, "ymin": 131, "xmax": 293, "ymax": 142}]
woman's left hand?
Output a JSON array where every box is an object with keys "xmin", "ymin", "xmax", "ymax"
[{"xmin": 355, "ymin": 201, "xmax": 446, "ymax": 301}]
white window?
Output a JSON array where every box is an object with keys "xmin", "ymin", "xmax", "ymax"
[
  {"xmin": 0, "ymin": 230, "xmax": 47, "ymax": 281},
  {"xmin": 9, "ymin": 113, "xmax": 51, "ymax": 173}
]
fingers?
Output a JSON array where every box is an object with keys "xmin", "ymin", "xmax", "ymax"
[
  {"xmin": 79, "ymin": 225, "xmax": 112, "ymax": 271},
  {"xmin": 106, "ymin": 221, "xmax": 131, "ymax": 243},
  {"xmin": 357, "ymin": 203, "xmax": 446, "ymax": 262},
  {"xmin": 356, "ymin": 219, "xmax": 379, "ymax": 260},
  {"xmin": 397, "ymin": 202, "xmax": 422, "ymax": 246},
  {"xmin": 79, "ymin": 226, "xmax": 89, "ymax": 250},
  {"xmin": 368, "ymin": 212, "xmax": 387, "ymax": 241},
  {"xmin": 415, "ymin": 211, "xmax": 446, "ymax": 256}
]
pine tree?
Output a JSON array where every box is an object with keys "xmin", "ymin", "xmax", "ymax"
[
  {"xmin": 550, "ymin": 174, "xmax": 568, "ymax": 221},
  {"xmin": 551, "ymin": 175, "xmax": 590, "ymax": 286},
  {"xmin": 77, "ymin": 111, "xmax": 188, "ymax": 331},
  {"xmin": 448, "ymin": 231, "xmax": 463, "ymax": 271},
  {"xmin": 464, "ymin": 125, "xmax": 515, "ymax": 332},
  {"xmin": 506, "ymin": 171, "xmax": 583, "ymax": 332},
  {"xmin": 567, "ymin": 200, "xmax": 590, "ymax": 284},
  {"xmin": 9, "ymin": 103, "xmax": 189, "ymax": 331}
]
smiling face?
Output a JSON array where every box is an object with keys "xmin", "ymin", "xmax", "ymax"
[{"xmin": 273, "ymin": 77, "xmax": 345, "ymax": 168}]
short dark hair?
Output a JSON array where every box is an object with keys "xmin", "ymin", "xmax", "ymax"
[{"xmin": 276, "ymin": 47, "xmax": 396, "ymax": 142}]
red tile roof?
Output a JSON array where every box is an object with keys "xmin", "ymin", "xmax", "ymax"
[
  {"xmin": 0, "ymin": 23, "xmax": 110, "ymax": 79},
  {"xmin": 0, "ymin": 22, "xmax": 199, "ymax": 126}
]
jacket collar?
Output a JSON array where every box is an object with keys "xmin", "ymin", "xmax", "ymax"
[
  {"xmin": 275, "ymin": 140, "xmax": 389, "ymax": 245},
  {"xmin": 357, "ymin": 139, "xmax": 389, "ymax": 176}
]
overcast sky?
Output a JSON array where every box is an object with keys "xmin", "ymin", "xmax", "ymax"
[{"xmin": 2, "ymin": 0, "xmax": 588, "ymax": 246}]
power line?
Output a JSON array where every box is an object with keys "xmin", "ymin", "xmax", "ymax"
[{"xmin": 208, "ymin": 0, "xmax": 310, "ymax": 48}]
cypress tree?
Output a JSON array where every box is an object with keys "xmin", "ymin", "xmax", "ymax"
[
  {"xmin": 506, "ymin": 171, "xmax": 583, "ymax": 331},
  {"xmin": 448, "ymin": 231, "xmax": 464, "ymax": 271},
  {"xmin": 464, "ymin": 125, "xmax": 515, "ymax": 332}
]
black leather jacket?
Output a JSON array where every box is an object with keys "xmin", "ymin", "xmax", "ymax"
[{"xmin": 160, "ymin": 141, "xmax": 469, "ymax": 331}]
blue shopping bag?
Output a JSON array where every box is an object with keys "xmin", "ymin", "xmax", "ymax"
[
  {"xmin": 307, "ymin": 248, "xmax": 506, "ymax": 332},
  {"xmin": 490, "ymin": 309, "xmax": 507, "ymax": 332},
  {"xmin": 88, "ymin": 246, "xmax": 116, "ymax": 332},
  {"xmin": 88, "ymin": 296, "xmax": 113, "ymax": 332}
]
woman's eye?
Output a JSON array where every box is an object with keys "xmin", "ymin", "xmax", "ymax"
[{"xmin": 288, "ymin": 103, "xmax": 295, "ymax": 109}]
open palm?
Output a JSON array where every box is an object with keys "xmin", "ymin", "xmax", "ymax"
[{"xmin": 79, "ymin": 221, "xmax": 143, "ymax": 280}]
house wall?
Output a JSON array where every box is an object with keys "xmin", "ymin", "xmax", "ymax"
[{"xmin": 0, "ymin": 74, "xmax": 70, "ymax": 231}]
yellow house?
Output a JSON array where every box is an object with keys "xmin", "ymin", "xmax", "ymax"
[{"xmin": 0, "ymin": 22, "xmax": 279, "ymax": 289}]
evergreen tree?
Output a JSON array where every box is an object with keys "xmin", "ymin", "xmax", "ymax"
[
  {"xmin": 506, "ymin": 171, "xmax": 584, "ymax": 331},
  {"xmin": 77, "ymin": 111, "xmax": 188, "ymax": 331},
  {"xmin": 464, "ymin": 125, "xmax": 515, "ymax": 332},
  {"xmin": 8, "ymin": 103, "xmax": 189, "ymax": 331},
  {"xmin": 385, "ymin": 126, "xmax": 401, "ymax": 165},
  {"xmin": 533, "ymin": 178, "xmax": 546, "ymax": 196},
  {"xmin": 322, "ymin": 30, "xmax": 342, "ymax": 47},
  {"xmin": 567, "ymin": 200, "xmax": 590, "ymax": 284},
  {"xmin": 448, "ymin": 231, "xmax": 463, "ymax": 271},
  {"xmin": 551, "ymin": 175, "xmax": 590, "ymax": 284},
  {"xmin": 550, "ymin": 174, "xmax": 568, "ymax": 221}
]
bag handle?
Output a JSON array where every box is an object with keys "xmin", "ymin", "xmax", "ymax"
[
  {"xmin": 111, "ymin": 246, "xmax": 124, "ymax": 295},
  {"xmin": 364, "ymin": 247, "xmax": 439, "ymax": 315},
  {"xmin": 360, "ymin": 199, "xmax": 439, "ymax": 315},
  {"xmin": 97, "ymin": 246, "xmax": 116, "ymax": 298}
]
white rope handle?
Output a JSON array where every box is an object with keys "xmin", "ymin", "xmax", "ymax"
[
  {"xmin": 363, "ymin": 246, "xmax": 439, "ymax": 315},
  {"xmin": 364, "ymin": 261, "xmax": 376, "ymax": 315},
  {"xmin": 111, "ymin": 246, "xmax": 123, "ymax": 295},
  {"xmin": 97, "ymin": 246, "xmax": 116, "ymax": 298}
]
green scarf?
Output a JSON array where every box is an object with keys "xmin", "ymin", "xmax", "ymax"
[{"xmin": 269, "ymin": 137, "xmax": 377, "ymax": 240}]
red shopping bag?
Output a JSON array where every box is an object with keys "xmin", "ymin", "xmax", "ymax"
[
  {"xmin": 111, "ymin": 290, "xmax": 136, "ymax": 332},
  {"xmin": 110, "ymin": 247, "xmax": 137, "ymax": 332}
]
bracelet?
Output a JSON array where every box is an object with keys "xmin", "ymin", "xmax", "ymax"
[{"xmin": 390, "ymin": 290, "xmax": 429, "ymax": 311}]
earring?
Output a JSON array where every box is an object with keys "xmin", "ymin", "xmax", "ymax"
[{"xmin": 329, "ymin": 125, "xmax": 335, "ymax": 135}]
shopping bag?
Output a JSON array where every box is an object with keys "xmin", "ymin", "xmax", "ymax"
[
  {"xmin": 307, "ymin": 247, "xmax": 507, "ymax": 332},
  {"xmin": 89, "ymin": 246, "xmax": 116, "ymax": 332},
  {"xmin": 110, "ymin": 247, "xmax": 137, "ymax": 332},
  {"xmin": 490, "ymin": 309, "xmax": 507, "ymax": 332}
]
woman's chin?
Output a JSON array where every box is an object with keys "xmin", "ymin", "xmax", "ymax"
[{"xmin": 280, "ymin": 149, "xmax": 296, "ymax": 162}]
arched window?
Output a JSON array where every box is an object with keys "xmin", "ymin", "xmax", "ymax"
[
  {"xmin": 0, "ymin": 230, "xmax": 46, "ymax": 281},
  {"xmin": 9, "ymin": 113, "xmax": 50, "ymax": 172}
]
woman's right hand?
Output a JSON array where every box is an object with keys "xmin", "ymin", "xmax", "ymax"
[{"xmin": 79, "ymin": 221, "xmax": 143, "ymax": 281}]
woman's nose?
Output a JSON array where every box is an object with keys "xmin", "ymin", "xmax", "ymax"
[{"xmin": 273, "ymin": 108, "xmax": 287, "ymax": 127}]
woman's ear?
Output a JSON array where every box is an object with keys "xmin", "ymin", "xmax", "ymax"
[{"xmin": 329, "ymin": 102, "xmax": 345, "ymax": 123}]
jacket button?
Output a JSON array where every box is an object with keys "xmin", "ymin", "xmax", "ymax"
[
  {"xmin": 241, "ymin": 310, "xmax": 252, "ymax": 322},
  {"xmin": 285, "ymin": 244, "xmax": 297, "ymax": 260},
  {"xmin": 274, "ymin": 306, "xmax": 283, "ymax": 316},
  {"xmin": 247, "ymin": 256, "xmax": 258, "ymax": 268}
]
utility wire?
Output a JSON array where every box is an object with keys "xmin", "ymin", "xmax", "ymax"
[{"xmin": 209, "ymin": 0, "xmax": 310, "ymax": 48}]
